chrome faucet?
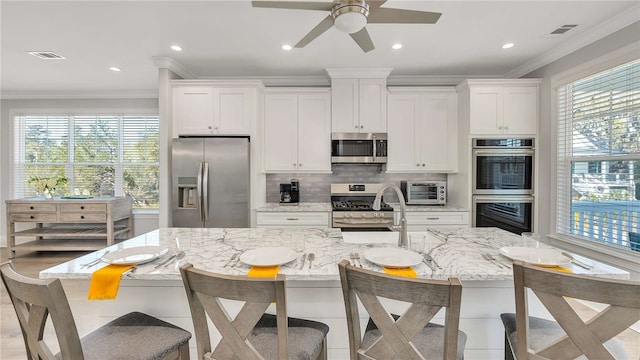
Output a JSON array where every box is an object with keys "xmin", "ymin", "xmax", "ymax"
[{"xmin": 372, "ymin": 183, "xmax": 408, "ymax": 249}]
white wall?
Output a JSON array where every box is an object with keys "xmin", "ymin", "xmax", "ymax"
[
  {"xmin": 525, "ymin": 21, "xmax": 640, "ymax": 278},
  {"xmin": 0, "ymin": 98, "xmax": 159, "ymax": 246}
]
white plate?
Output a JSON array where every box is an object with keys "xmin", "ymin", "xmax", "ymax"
[
  {"xmin": 239, "ymin": 247, "xmax": 298, "ymax": 267},
  {"xmin": 101, "ymin": 246, "xmax": 169, "ymax": 265},
  {"xmin": 363, "ymin": 248, "xmax": 423, "ymax": 268},
  {"xmin": 499, "ymin": 247, "xmax": 571, "ymax": 267}
]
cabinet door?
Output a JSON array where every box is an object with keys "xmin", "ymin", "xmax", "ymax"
[
  {"xmin": 213, "ymin": 88, "xmax": 251, "ymax": 134},
  {"xmin": 503, "ymin": 86, "xmax": 538, "ymax": 135},
  {"xmin": 173, "ymin": 86, "xmax": 215, "ymax": 135},
  {"xmin": 387, "ymin": 94, "xmax": 420, "ymax": 171},
  {"xmin": 297, "ymin": 94, "xmax": 332, "ymax": 172},
  {"xmin": 331, "ymin": 78, "xmax": 359, "ymax": 132},
  {"xmin": 420, "ymin": 94, "xmax": 457, "ymax": 172},
  {"xmin": 264, "ymin": 94, "xmax": 298, "ymax": 171},
  {"xmin": 469, "ymin": 87, "xmax": 503, "ymax": 135},
  {"xmin": 359, "ymin": 78, "xmax": 387, "ymax": 132}
]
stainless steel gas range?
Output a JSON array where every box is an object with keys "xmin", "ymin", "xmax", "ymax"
[{"xmin": 330, "ymin": 184, "xmax": 394, "ymax": 231}]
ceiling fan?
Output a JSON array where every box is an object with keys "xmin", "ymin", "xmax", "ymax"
[{"xmin": 251, "ymin": 0, "xmax": 442, "ymax": 53}]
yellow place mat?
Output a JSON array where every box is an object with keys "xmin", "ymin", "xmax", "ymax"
[
  {"xmin": 383, "ymin": 267, "xmax": 417, "ymax": 278},
  {"xmin": 87, "ymin": 264, "xmax": 134, "ymax": 300},
  {"xmin": 248, "ymin": 266, "xmax": 280, "ymax": 278},
  {"xmin": 549, "ymin": 266, "xmax": 573, "ymax": 273}
]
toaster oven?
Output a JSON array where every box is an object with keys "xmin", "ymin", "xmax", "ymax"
[{"xmin": 400, "ymin": 181, "xmax": 447, "ymax": 205}]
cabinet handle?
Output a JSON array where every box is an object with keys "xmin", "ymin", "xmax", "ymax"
[
  {"xmin": 80, "ymin": 206, "xmax": 85, "ymax": 209},
  {"xmin": 422, "ymin": 164, "xmax": 425, "ymax": 167},
  {"xmin": 504, "ymin": 126, "xmax": 508, "ymax": 130},
  {"xmin": 298, "ymin": 163, "xmax": 302, "ymax": 167},
  {"xmin": 208, "ymin": 126, "xmax": 212, "ymax": 130},
  {"xmin": 416, "ymin": 163, "xmax": 420, "ymax": 167},
  {"xmin": 293, "ymin": 163, "xmax": 296, "ymax": 167},
  {"xmin": 30, "ymin": 215, "xmax": 34, "ymax": 219},
  {"xmin": 80, "ymin": 215, "xmax": 85, "ymax": 219},
  {"xmin": 355, "ymin": 125, "xmax": 359, "ymax": 129},
  {"xmin": 360, "ymin": 125, "xmax": 364, "ymax": 129},
  {"xmin": 426, "ymin": 217, "xmax": 440, "ymax": 220},
  {"xmin": 286, "ymin": 217, "xmax": 299, "ymax": 221},
  {"xmin": 29, "ymin": 206, "xmax": 34, "ymax": 210}
]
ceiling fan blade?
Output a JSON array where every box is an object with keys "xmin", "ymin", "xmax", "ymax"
[
  {"xmin": 366, "ymin": 1, "xmax": 388, "ymax": 12},
  {"xmin": 251, "ymin": 1, "xmax": 334, "ymax": 11},
  {"xmin": 350, "ymin": 27, "xmax": 375, "ymax": 53},
  {"xmin": 295, "ymin": 15, "xmax": 335, "ymax": 48},
  {"xmin": 368, "ymin": 7, "xmax": 442, "ymax": 24}
]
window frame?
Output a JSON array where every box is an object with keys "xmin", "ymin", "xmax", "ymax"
[
  {"xmin": 550, "ymin": 42, "xmax": 640, "ymax": 266},
  {"xmin": 10, "ymin": 109, "xmax": 160, "ymax": 211}
]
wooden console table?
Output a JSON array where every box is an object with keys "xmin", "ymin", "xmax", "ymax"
[{"xmin": 5, "ymin": 197, "xmax": 133, "ymax": 258}]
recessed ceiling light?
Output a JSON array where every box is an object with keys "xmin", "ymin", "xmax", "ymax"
[
  {"xmin": 282, "ymin": 44, "xmax": 292, "ymax": 51},
  {"xmin": 392, "ymin": 43, "xmax": 403, "ymax": 50},
  {"xmin": 502, "ymin": 43, "xmax": 514, "ymax": 49},
  {"xmin": 171, "ymin": 45, "xmax": 182, "ymax": 52},
  {"xmin": 109, "ymin": 67, "xmax": 122, "ymax": 72}
]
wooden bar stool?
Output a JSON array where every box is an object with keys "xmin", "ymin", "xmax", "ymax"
[{"xmin": 0, "ymin": 261, "xmax": 191, "ymax": 360}]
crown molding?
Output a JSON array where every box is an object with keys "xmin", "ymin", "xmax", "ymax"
[
  {"xmin": 1, "ymin": 90, "xmax": 158, "ymax": 100},
  {"xmin": 505, "ymin": 3, "xmax": 640, "ymax": 78},
  {"xmin": 387, "ymin": 74, "xmax": 497, "ymax": 86},
  {"xmin": 326, "ymin": 68, "xmax": 393, "ymax": 79},
  {"xmin": 151, "ymin": 56, "xmax": 196, "ymax": 79},
  {"xmin": 199, "ymin": 75, "xmax": 329, "ymax": 87}
]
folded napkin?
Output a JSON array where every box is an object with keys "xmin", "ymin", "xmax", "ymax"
[
  {"xmin": 549, "ymin": 266, "xmax": 572, "ymax": 273},
  {"xmin": 248, "ymin": 266, "xmax": 280, "ymax": 278},
  {"xmin": 87, "ymin": 264, "xmax": 134, "ymax": 300},
  {"xmin": 383, "ymin": 267, "xmax": 417, "ymax": 278}
]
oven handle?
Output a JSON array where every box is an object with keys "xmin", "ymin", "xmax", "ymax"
[
  {"xmin": 472, "ymin": 195, "xmax": 534, "ymax": 203},
  {"xmin": 473, "ymin": 149, "xmax": 535, "ymax": 156}
]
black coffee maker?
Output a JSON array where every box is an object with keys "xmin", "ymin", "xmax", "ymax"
[{"xmin": 280, "ymin": 179, "xmax": 300, "ymax": 204}]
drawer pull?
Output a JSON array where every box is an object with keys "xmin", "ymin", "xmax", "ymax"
[
  {"xmin": 426, "ymin": 217, "xmax": 440, "ymax": 220},
  {"xmin": 30, "ymin": 206, "xmax": 34, "ymax": 210},
  {"xmin": 80, "ymin": 215, "xmax": 85, "ymax": 219},
  {"xmin": 30, "ymin": 215, "xmax": 34, "ymax": 219},
  {"xmin": 80, "ymin": 206, "xmax": 85, "ymax": 209},
  {"xmin": 286, "ymin": 217, "xmax": 299, "ymax": 221}
]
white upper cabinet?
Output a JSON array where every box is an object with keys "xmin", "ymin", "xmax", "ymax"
[
  {"xmin": 264, "ymin": 89, "xmax": 331, "ymax": 173},
  {"xmin": 458, "ymin": 79, "xmax": 542, "ymax": 136},
  {"xmin": 172, "ymin": 81, "xmax": 260, "ymax": 136},
  {"xmin": 387, "ymin": 88, "xmax": 458, "ymax": 173},
  {"xmin": 327, "ymin": 69, "xmax": 391, "ymax": 133}
]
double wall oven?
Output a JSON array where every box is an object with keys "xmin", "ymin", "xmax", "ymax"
[
  {"xmin": 331, "ymin": 184, "xmax": 394, "ymax": 231},
  {"xmin": 472, "ymin": 138, "xmax": 535, "ymax": 234}
]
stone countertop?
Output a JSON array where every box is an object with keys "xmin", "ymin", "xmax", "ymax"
[
  {"xmin": 255, "ymin": 202, "xmax": 332, "ymax": 212},
  {"xmin": 40, "ymin": 227, "xmax": 628, "ymax": 282}
]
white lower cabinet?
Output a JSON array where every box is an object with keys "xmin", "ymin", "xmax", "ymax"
[
  {"xmin": 256, "ymin": 212, "xmax": 330, "ymax": 227},
  {"xmin": 397, "ymin": 211, "xmax": 470, "ymax": 232}
]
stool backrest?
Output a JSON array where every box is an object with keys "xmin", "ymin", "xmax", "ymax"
[
  {"xmin": 0, "ymin": 262, "xmax": 84, "ymax": 360},
  {"xmin": 338, "ymin": 259, "xmax": 463, "ymax": 360},
  {"xmin": 179, "ymin": 263, "xmax": 288, "ymax": 359},
  {"xmin": 512, "ymin": 260, "xmax": 640, "ymax": 359}
]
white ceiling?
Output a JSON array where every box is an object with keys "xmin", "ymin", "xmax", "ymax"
[{"xmin": 2, "ymin": 1, "xmax": 639, "ymax": 98}]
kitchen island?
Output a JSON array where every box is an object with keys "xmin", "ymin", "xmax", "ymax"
[{"xmin": 40, "ymin": 227, "xmax": 628, "ymax": 359}]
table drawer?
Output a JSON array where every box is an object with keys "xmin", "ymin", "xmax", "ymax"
[
  {"xmin": 8, "ymin": 203, "xmax": 57, "ymax": 213},
  {"xmin": 10, "ymin": 213, "xmax": 58, "ymax": 222},
  {"xmin": 60, "ymin": 203, "xmax": 106, "ymax": 212},
  {"xmin": 59, "ymin": 213, "xmax": 107, "ymax": 222}
]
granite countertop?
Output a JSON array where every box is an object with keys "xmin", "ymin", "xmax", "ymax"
[
  {"xmin": 255, "ymin": 202, "xmax": 332, "ymax": 212},
  {"xmin": 40, "ymin": 227, "xmax": 628, "ymax": 282}
]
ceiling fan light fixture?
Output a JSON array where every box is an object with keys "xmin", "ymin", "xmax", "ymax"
[{"xmin": 331, "ymin": 1, "xmax": 369, "ymax": 34}]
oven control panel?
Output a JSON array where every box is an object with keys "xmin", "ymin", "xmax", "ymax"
[{"xmin": 348, "ymin": 184, "xmax": 366, "ymax": 191}]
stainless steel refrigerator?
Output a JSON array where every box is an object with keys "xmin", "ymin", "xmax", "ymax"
[{"xmin": 171, "ymin": 136, "xmax": 250, "ymax": 228}]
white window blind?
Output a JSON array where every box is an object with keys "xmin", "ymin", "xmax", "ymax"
[
  {"xmin": 13, "ymin": 114, "xmax": 159, "ymax": 209},
  {"xmin": 557, "ymin": 58, "xmax": 640, "ymax": 251}
]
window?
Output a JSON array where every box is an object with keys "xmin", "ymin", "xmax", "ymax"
[
  {"xmin": 13, "ymin": 114, "xmax": 159, "ymax": 209},
  {"xmin": 557, "ymin": 58, "xmax": 640, "ymax": 251}
]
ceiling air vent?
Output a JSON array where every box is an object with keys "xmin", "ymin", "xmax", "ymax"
[
  {"xmin": 27, "ymin": 51, "xmax": 66, "ymax": 60},
  {"xmin": 550, "ymin": 24, "xmax": 578, "ymax": 35}
]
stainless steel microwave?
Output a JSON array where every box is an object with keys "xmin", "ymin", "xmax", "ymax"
[
  {"xmin": 401, "ymin": 181, "xmax": 447, "ymax": 205},
  {"xmin": 331, "ymin": 133, "xmax": 387, "ymax": 164}
]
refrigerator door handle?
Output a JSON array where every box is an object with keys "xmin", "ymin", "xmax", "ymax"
[
  {"xmin": 197, "ymin": 162, "xmax": 204, "ymax": 222},
  {"xmin": 202, "ymin": 162, "xmax": 210, "ymax": 221}
]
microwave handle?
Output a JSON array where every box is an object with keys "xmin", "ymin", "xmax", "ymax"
[{"xmin": 372, "ymin": 134, "xmax": 377, "ymax": 162}]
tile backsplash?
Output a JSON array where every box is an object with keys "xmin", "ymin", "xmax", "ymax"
[{"xmin": 266, "ymin": 164, "xmax": 446, "ymax": 203}]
